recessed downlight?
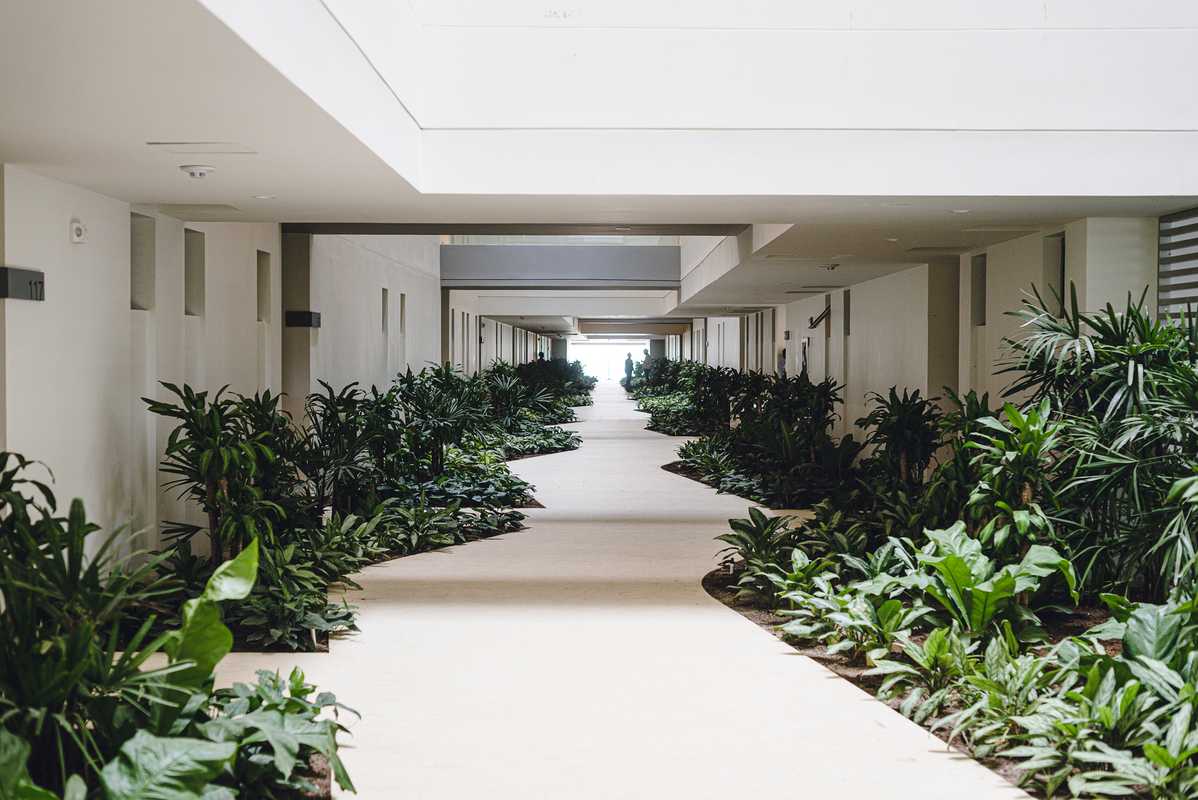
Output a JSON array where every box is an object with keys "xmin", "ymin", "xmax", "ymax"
[
  {"xmin": 179, "ymin": 165, "xmax": 214, "ymax": 179},
  {"xmin": 885, "ymin": 237, "xmax": 899, "ymax": 243},
  {"xmin": 951, "ymin": 208, "xmax": 972, "ymax": 214},
  {"xmin": 252, "ymin": 194, "xmax": 277, "ymax": 200}
]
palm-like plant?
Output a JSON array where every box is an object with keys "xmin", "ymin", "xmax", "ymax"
[
  {"xmin": 857, "ymin": 386, "xmax": 942, "ymax": 486},
  {"xmin": 144, "ymin": 383, "xmax": 277, "ymax": 563},
  {"xmin": 394, "ymin": 364, "xmax": 489, "ymax": 478}
]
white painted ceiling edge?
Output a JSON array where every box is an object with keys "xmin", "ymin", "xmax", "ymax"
[{"xmin": 198, "ymin": 0, "xmax": 1198, "ymax": 199}]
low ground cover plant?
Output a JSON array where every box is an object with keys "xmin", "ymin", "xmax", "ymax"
[{"xmin": 704, "ymin": 284, "xmax": 1198, "ymax": 796}]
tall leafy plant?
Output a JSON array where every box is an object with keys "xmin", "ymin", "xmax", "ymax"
[{"xmin": 144, "ymin": 383, "xmax": 278, "ymax": 564}]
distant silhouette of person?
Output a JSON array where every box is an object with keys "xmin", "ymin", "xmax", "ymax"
[
  {"xmin": 777, "ymin": 347, "xmax": 787, "ymax": 377},
  {"xmin": 643, "ymin": 348, "xmax": 650, "ymax": 359},
  {"xmin": 624, "ymin": 353, "xmax": 634, "ymax": 387},
  {"xmin": 536, "ymin": 351, "xmax": 546, "ymax": 362}
]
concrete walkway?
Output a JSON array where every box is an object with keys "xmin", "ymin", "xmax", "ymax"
[{"xmin": 218, "ymin": 380, "xmax": 1026, "ymax": 798}]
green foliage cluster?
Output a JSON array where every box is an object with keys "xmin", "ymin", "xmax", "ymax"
[
  {"xmin": 0, "ymin": 452, "xmax": 355, "ymax": 798},
  {"xmin": 709, "ymin": 284, "xmax": 1198, "ymax": 797},
  {"xmin": 145, "ymin": 359, "xmax": 594, "ymax": 652},
  {"xmin": 632, "ymin": 353, "xmax": 856, "ymax": 506}
]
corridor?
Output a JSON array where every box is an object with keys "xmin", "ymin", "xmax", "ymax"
[{"xmin": 217, "ymin": 380, "xmax": 1024, "ymax": 798}]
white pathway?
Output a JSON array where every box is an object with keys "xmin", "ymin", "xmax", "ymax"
[{"xmin": 218, "ymin": 381, "xmax": 1027, "ymax": 798}]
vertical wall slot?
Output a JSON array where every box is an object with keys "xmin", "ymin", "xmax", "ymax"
[
  {"xmin": 970, "ymin": 254, "xmax": 987, "ymax": 327},
  {"xmin": 184, "ymin": 228, "xmax": 205, "ymax": 317},
  {"xmin": 130, "ymin": 213, "xmax": 155, "ymax": 310},
  {"xmin": 256, "ymin": 250, "xmax": 271, "ymax": 322}
]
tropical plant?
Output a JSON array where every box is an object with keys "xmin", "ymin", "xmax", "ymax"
[
  {"xmin": 144, "ymin": 383, "xmax": 278, "ymax": 563},
  {"xmin": 904, "ymin": 522, "xmax": 1078, "ymax": 642},
  {"xmin": 967, "ymin": 399, "xmax": 1063, "ymax": 560},
  {"xmin": 394, "ymin": 364, "xmax": 490, "ymax": 478},
  {"xmin": 868, "ymin": 625, "xmax": 973, "ymax": 722},
  {"xmin": 856, "ymin": 386, "xmax": 942, "ymax": 486},
  {"xmin": 716, "ymin": 508, "xmax": 796, "ymax": 570}
]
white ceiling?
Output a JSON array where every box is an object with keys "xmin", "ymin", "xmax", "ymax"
[{"xmin": 1, "ymin": 0, "xmax": 1195, "ymax": 234}]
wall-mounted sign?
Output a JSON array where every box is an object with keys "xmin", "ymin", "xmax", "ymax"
[
  {"xmin": 285, "ymin": 310, "xmax": 321, "ymax": 328},
  {"xmin": 0, "ymin": 267, "xmax": 46, "ymax": 301}
]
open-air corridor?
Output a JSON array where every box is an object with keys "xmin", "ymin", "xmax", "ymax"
[{"xmin": 215, "ymin": 380, "xmax": 1026, "ymax": 798}]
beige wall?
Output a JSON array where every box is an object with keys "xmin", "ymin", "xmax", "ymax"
[
  {"xmin": 706, "ymin": 316, "xmax": 741, "ymax": 368},
  {"xmin": 1, "ymin": 165, "xmax": 134, "ymax": 538},
  {"xmin": 0, "ymin": 170, "xmax": 448, "ymax": 554},
  {"xmin": 0, "ymin": 166, "xmax": 284, "ymax": 551},
  {"xmin": 957, "ymin": 218, "xmax": 1157, "ymax": 403},
  {"xmin": 848, "ymin": 266, "xmax": 933, "ymax": 429},
  {"xmin": 309, "ymin": 234, "xmax": 440, "ymax": 388},
  {"xmin": 280, "ymin": 233, "xmax": 440, "ymax": 420}
]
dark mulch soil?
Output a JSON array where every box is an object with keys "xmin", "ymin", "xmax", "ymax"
[
  {"xmin": 517, "ymin": 497, "xmax": 545, "ymax": 509},
  {"xmin": 300, "ymin": 752, "xmax": 332, "ymax": 798},
  {"xmin": 702, "ymin": 565, "xmax": 1115, "ymax": 797}
]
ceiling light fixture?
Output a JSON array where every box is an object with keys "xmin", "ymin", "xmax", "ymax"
[
  {"xmin": 252, "ymin": 194, "xmax": 277, "ymax": 200},
  {"xmin": 179, "ymin": 165, "xmax": 215, "ymax": 179},
  {"xmin": 951, "ymin": 208, "xmax": 972, "ymax": 214},
  {"xmin": 885, "ymin": 237, "xmax": 899, "ymax": 243}
]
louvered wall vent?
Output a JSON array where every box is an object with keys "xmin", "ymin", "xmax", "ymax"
[{"xmin": 1160, "ymin": 207, "xmax": 1198, "ymax": 315}]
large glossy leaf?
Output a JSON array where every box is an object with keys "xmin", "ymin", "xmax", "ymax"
[
  {"xmin": 921, "ymin": 554, "xmax": 974, "ymax": 625},
  {"xmin": 1123, "ymin": 603, "xmax": 1184, "ymax": 664},
  {"xmin": 200, "ymin": 709, "xmax": 299, "ymax": 780},
  {"xmin": 99, "ymin": 731, "xmax": 235, "ymax": 800},
  {"xmin": 168, "ymin": 600, "xmax": 232, "ymax": 687},
  {"xmin": 1014, "ymin": 544, "xmax": 1079, "ymax": 602},
  {"xmin": 970, "ymin": 570, "xmax": 1017, "ymax": 634},
  {"xmin": 202, "ymin": 538, "xmax": 259, "ymax": 603}
]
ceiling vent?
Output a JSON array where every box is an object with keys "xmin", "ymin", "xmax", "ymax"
[
  {"xmin": 156, "ymin": 204, "xmax": 242, "ymax": 221},
  {"xmin": 147, "ymin": 141, "xmax": 257, "ymax": 155},
  {"xmin": 906, "ymin": 245, "xmax": 970, "ymax": 255}
]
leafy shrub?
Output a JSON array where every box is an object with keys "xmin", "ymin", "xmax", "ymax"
[{"xmin": 0, "ymin": 459, "xmax": 356, "ymax": 796}]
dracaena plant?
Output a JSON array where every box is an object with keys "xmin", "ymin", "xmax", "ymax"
[
  {"xmin": 867, "ymin": 625, "xmax": 973, "ymax": 723},
  {"xmin": 395, "ymin": 364, "xmax": 489, "ymax": 478},
  {"xmin": 144, "ymin": 382, "xmax": 278, "ymax": 564},
  {"xmin": 966, "ymin": 399, "xmax": 1064, "ymax": 560},
  {"xmin": 856, "ymin": 386, "xmax": 942, "ymax": 487}
]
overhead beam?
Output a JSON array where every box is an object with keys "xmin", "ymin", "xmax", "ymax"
[{"xmin": 282, "ymin": 223, "xmax": 748, "ymax": 236}]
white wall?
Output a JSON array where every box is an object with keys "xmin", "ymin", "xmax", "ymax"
[
  {"xmin": 0, "ymin": 166, "xmax": 284, "ymax": 551},
  {"xmin": 706, "ymin": 316, "xmax": 741, "ymax": 369},
  {"xmin": 1, "ymin": 165, "xmax": 133, "ymax": 537},
  {"xmin": 279, "ymin": 233, "xmax": 440, "ymax": 420},
  {"xmin": 784, "ymin": 295, "xmax": 830, "ymax": 380},
  {"xmin": 957, "ymin": 218, "xmax": 1157, "ymax": 402},
  {"xmin": 847, "ymin": 267, "xmax": 934, "ymax": 430}
]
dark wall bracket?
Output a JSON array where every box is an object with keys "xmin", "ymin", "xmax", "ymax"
[
  {"xmin": 285, "ymin": 310, "xmax": 321, "ymax": 328},
  {"xmin": 0, "ymin": 267, "xmax": 46, "ymax": 301}
]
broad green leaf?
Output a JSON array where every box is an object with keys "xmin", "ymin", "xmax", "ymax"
[
  {"xmin": 1015, "ymin": 544, "xmax": 1078, "ymax": 602},
  {"xmin": 99, "ymin": 731, "xmax": 235, "ymax": 800},
  {"xmin": 202, "ymin": 539, "xmax": 259, "ymax": 603},
  {"xmin": 1123, "ymin": 603, "xmax": 1183, "ymax": 664},
  {"xmin": 970, "ymin": 571, "xmax": 1017, "ymax": 634},
  {"xmin": 168, "ymin": 599, "xmax": 232, "ymax": 686}
]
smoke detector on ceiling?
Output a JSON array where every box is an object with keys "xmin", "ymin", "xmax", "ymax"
[{"xmin": 179, "ymin": 165, "xmax": 215, "ymax": 179}]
